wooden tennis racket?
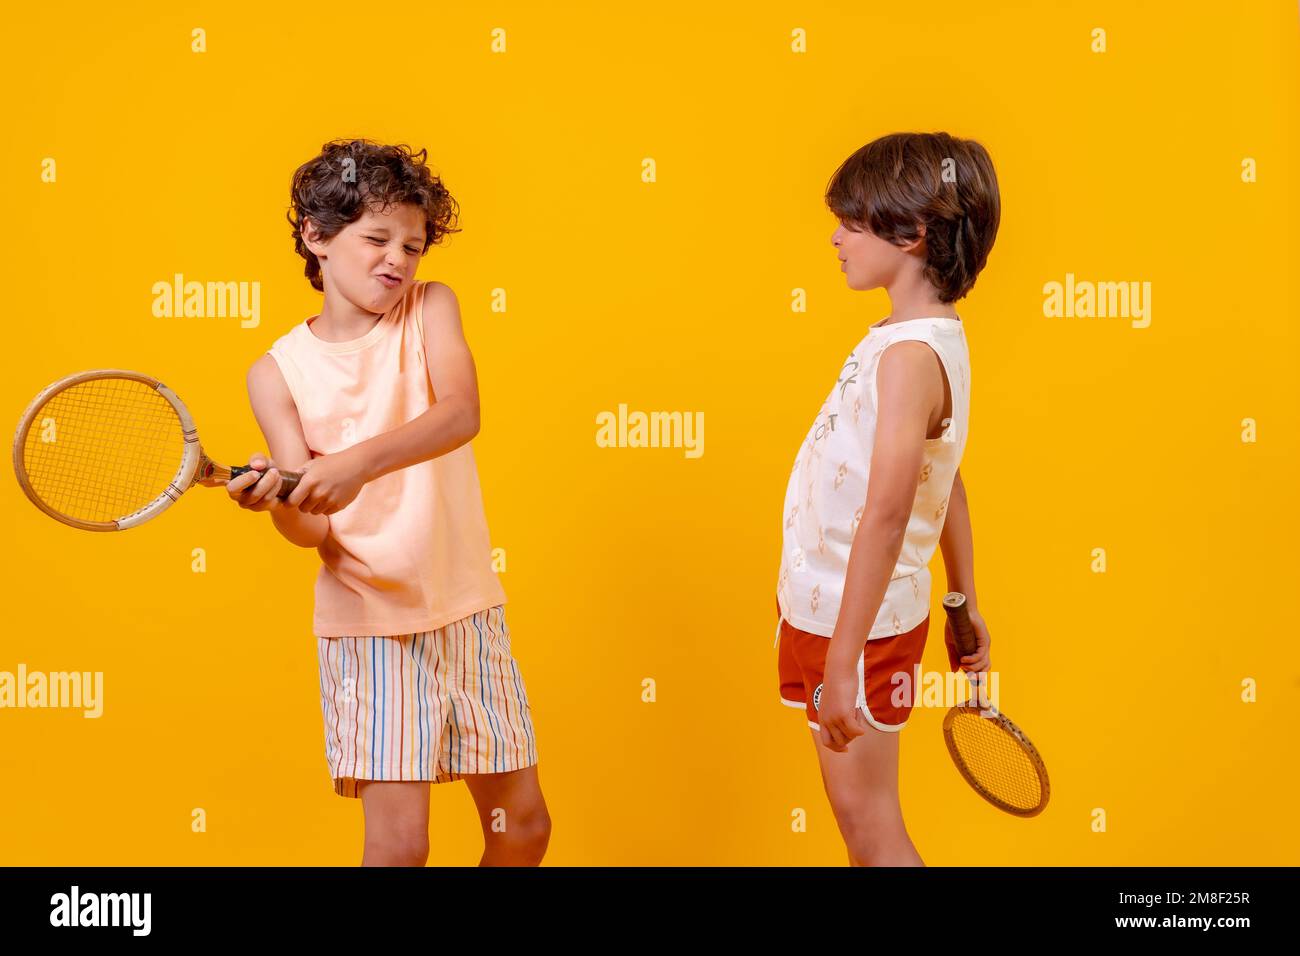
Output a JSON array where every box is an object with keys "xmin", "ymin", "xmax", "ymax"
[
  {"xmin": 12, "ymin": 369, "xmax": 301, "ymax": 532},
  {"xmin": 941, "ymin": 591, "xmax": 1050, "ymax": 817}
]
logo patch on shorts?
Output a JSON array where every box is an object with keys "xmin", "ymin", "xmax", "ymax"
[{"xmin": 812, "ymin": 682, "xmax": 823, "ymax": 712}]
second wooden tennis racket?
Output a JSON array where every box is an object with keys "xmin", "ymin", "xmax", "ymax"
[{"xmin": 940, "ymin": 591, "xmax": 1050, "ymax": 817}]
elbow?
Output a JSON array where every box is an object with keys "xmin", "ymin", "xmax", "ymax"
[
  {"xmin": 306, "ymin": 525, "xmax": 330, "ymax": 550},
  {"xmin": 860, "ymin": 504, "xmax": 910, "ymax": 546},
  {"xmin": 462, "ymin": 402, "xmax": 481, "ymax": 441}
]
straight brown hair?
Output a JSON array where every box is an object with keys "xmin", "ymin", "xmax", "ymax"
[{"xmin": 826, "ymin": 132, "xmax": 1001, "ymax": 303}]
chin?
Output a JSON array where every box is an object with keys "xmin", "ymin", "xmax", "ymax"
[{"xmin": 363, "ymin": 282, "xmax": 403, "ymax": 310}]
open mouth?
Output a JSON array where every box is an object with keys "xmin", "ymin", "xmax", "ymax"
[{"xmin": 376, "ymin": 273, "xmax": 401, "ymax": 288}]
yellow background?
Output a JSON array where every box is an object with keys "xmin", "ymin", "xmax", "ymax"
[{"xmin": 1, "ymin": 1, "xmax": 1297, "ymax": 865}]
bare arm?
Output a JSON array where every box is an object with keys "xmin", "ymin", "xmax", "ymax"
[
  {"xmin": 235, "ymin": 354, "xmax": 330, "ymax": 548},
  {"xmin": 938, "ymin": 468, "xmax": 979, "ymax": 609},
  {"xmin": 826, "ymin": 340, "xmax": 943, "ymax": 668},
  {"xmin": 815, "ymin": 340, "xmax": 946, "ymax": 751},
  {"xmin": 936, "ymin": 465, "xmax": 991, "ymax": 674},
  {"xmin": 356, "ymin": 281, "xmax": 481, "ymax": 481}
]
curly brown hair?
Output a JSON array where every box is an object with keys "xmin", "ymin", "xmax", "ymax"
[
  {"xmin": 826, "ymin": 132, "xmax": 1000, "ymax": 303},
  {"xmin": 287, "ymin": 139, "xmax": 460, "ymax": 291}
]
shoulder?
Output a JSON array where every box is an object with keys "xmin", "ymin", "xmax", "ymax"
[
  {"xmin": 874, "ymin": 338, "xmax": 944, "ymax": 412},
  {"xmin": 417, "ymin": 281, "xmax": 467, "ymax": 339},
  {"xmin": 264, "ymin": 320, "xmax": 305, "ymax": 356},
  {"xmin": 877, "ymin": 338, "xmax": 941, "ymax": 377},
  {"xmin": 420, "ymin": 280, "xmax": 461, "ymax": 315},
  {"xmin": 248, "ymin": 352, "xmax": 292, "ymax": 395}
]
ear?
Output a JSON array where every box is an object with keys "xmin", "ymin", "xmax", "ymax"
[
  {"xmin": 302, "ymin": 217, "xmax": 330, "ymax": 257},
  {"xmin": 899, "ymin": 221, "xmax": 926, "ymax": 255}
]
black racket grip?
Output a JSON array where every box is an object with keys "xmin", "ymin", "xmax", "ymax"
[
  {"xmin": 229, "ymin": 464, "xmax": 302, "ymax": 498},
  {"xmin": 941, "ymin": 592, "xmax": 980, "ymax": 658}
]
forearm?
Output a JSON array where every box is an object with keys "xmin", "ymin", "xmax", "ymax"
[
  {"xmin": 938, "ymin": 475, "xmax": 979, "ymax": 609},
  {"xmin": 355, "ymin": 397, "xmax": 478, "ymax": 482},
  {"xmin": 827, "ymin": 510, "xmax": 908, "ymax": 666},
  {"xmin": 270, "ymin": 505, "xmax": 329, "ymax": 548}
]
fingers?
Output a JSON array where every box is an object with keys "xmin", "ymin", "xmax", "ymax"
[
  {"xmin": 960, "ymin": 630, "xmax": 992, "ymax": 672},
  {"xmin": 227, "ymin": 454, "xmax": 276, "ymax": 502},
  {"xmin": 253, "ymin": 468, "xmax": 284, "ymax": 504},
  {"xmin": 947, "ymin": 620, "xmax": 991, "ymax": 672},
  {"xmin": 287, "ymin": 484, "xmax": 333, "ymax": 515},
  {"xmin": 819, "ymin": 714, "xmax": 863, "ymax": 753},
  {"xmin": 286, "ymin": 479, "xmax": 309, "ymax": 510},
  {"xmin": 843, "ymin": 713, "xmax": 866, "ymax": 744},
  {"xmin": 226, "ymin": 470, "xmax": 260, "ymax": 495},
  {"xmin": 283, "ymin": 477, "xmax": 337, "ymax": 515},
  {"xmin": 231, "ymin": 466, "xmax": 284, "ymax": 511},
  {"xmin": 828, "ymin": 723, "xmax": 846, "ymax": 751},
  {"xmin": 819, "ymin": 722, "xmax": 844, "ymax": 753}
]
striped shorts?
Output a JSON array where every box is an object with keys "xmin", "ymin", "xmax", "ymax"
[{"xmin": 316, "ymin": 605, "xmax": 538, "ymax": 798}]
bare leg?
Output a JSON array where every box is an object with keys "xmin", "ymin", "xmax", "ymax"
[
  {"xmin": 357, "ymin": 781, "xmax": 431, "ymax": 867},
  {"xmin": 463, "ymin": 766, "xmax": 551, "ymax": 867},
  {"xmin": 811, "ymin": 726, "xmax": 924, "ymax": 867}
]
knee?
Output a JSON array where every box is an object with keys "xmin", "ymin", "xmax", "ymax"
[
  {"xmin": 365, "ymin": 826, "xmax": 430, "ymax": 867},
  {"xmin": 491, "ymin": 806, "xmax": 551, "ymax": 864},
  {"xmin": 512, "ymin": 806, "xmax": 552, "ymax": 859},
  {"xmin": 834, "ymin": 807, "xmax": 908, "ymax": 866}
]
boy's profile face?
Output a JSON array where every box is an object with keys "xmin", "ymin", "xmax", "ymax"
[
  {"xmin": 831, "ymin": 219, "xmax": 922, "ymax": 294},
  {"xmin": 305, "ymin": 202, "xmax": 427, "ymax": 313}
]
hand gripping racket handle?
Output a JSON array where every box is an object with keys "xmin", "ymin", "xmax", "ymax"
[
  {"xmin": 943, "ymin": 591, "xmax": 988, "ymax": 706},
  {"xmin": 941, "ymin": 592, "xmax": 979, "ymax": 657},
  {"xmin": 228, "ymin": 464, "xmax": 302, "ymax": 498}
]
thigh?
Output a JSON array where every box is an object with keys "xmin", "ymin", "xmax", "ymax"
[
  {"xmin": 437, "ymin": 606, "xmax": 538, "ymax": 777},
  {"xmin": 810, "ymin": 724, "xmax": 905, "ymax": 822},
  {"xmin": 319, "ymin": 633, "xmax": 452, "ymax": 795}
]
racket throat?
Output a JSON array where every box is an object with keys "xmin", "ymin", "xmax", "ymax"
[
  {"xmin": 965, "ymin": 670, "xmax": 1000, "ymax": 716},
  {"xmin": 193, "ymin": 455, "xmax": 232, "ymax": 488}
]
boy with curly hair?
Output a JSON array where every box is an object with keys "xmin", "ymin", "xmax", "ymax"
[{"xmin": 228, "ymin": 139, "xmax": 550, "ymax": 867}]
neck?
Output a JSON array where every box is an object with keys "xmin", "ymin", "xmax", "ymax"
[
  {"xmin": 310, "ymin": 288, "xmax": 383, "ymax": 342},
  {"xmin": 880, "ymin": 271, "xmax": 959, "ymax": 325}
]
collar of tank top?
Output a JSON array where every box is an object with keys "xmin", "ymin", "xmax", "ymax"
[{"xmin": 872, "ymin": 315, "xmax": 963, "ymax": 331}]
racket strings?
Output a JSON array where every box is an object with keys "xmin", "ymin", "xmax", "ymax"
[
  {"xmin": 19, "ymin": 378, "xmax": 187, "ymax": 523},
  {"xmin": 947, "ymin": 709, "xmax": 1044, "ymax": 812}
]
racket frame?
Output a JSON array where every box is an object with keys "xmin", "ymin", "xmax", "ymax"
[
  {"xmin": 941, "ymin": 591, "xmax": 1051, "ymax": 817},
  {"xmin": 14, "ymin": 369, "xmax": 203, "ymax": 532}
]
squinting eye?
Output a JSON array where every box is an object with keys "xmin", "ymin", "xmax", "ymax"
[{"xmin": 404, "ymin": 247, "xmax": 420, "ymax": 254}]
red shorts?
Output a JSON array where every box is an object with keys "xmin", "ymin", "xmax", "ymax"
[{"xmin": 776, "ymin": 597, "xmax": 930, "ymax": 733}]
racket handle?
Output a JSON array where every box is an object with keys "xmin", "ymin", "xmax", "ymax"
[
  {"xmin": 941, "ymin": 591, "xmax": 980, "ymax": 657},
  {"xmin": 229, "ymin": 464, "xmax": 302, "ymax": 498}
]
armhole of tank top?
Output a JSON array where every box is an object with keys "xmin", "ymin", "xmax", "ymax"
[
  {"xmin": 871, "ymin": 332, "xmax": 954, "ymax": 444},
  {"xmin": 411, "ymin": 280, "xmax": 429, "ymax": 357},
  {"xmin": 265, "ymin": 347, "xmax": 302, "ymax": 413},
  {"xmin": 924, "ymin": 335, "xmax": 956, "ymax": 443}
]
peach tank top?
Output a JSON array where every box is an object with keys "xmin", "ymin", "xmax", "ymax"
[{"xmin": 267, "ymin": 280, "xmax": 506, "ymax": 637}]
